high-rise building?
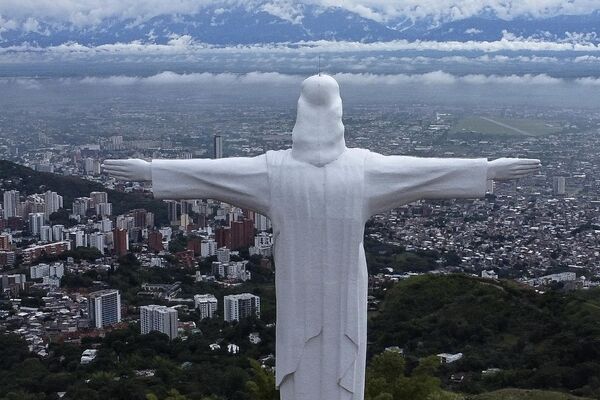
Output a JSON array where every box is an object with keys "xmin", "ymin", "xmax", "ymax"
[
  {"xmin": 132, "ymin": 209, "xmax": 148, "ymax": 228},
  {"xmin": 89, "ymin": 232, "xmax": 105, "ymax": 254},
  {"xmin": 44, "ymin": 191, "xmax": 63, "ymax": 220},
  {"xmin": 194, "ymin": 294, "xmax": 218, "ymax": 319},
  {"xmin": 217, "ymin": 247, "xmax": 230, "ymax": 263},
  {"xmin": 90, "ymin": 191, "xmax": 108, "ymax": 207},
  {"xmin": 146, "ymin": 211, "xmax": 155, "ymax": 228},
  {"xmin": 140, "ymin": 305, "xmax": 178, "ymax": 340},
  {"xmin": 2, "ymin": 190, "xmax": 19, "ymax": 219},
  {"xmin": 553, "ymin": 176, "xmax": 566, "ymax": 196},
  {"xmin": 215, "ymin": 227, "xmax": 231, "ymax": 249},
  {"xmin": 95, "ymin": 202, "xmax": 113, "ymax": 217},
  {"xmin": 254, "ymin": 213, "xmax": 272, "ymax": 232},
  {"xmin": 186, "ymin": 237, "xmax": 202, "ymax": 255},
  {"xmin": 88, "ymin": 289, "xmax": 121, "ymax": 328},
  {"xmin": 180, "ymin": 200, "xmax": 193, "ymax": 215},
  {"xmin": 98, "ymin": 218, "xmax": 112, "ymax": 233},
  {"xmin": 148, "ymin": 230, "xmax": 164, "ymax": 253},
  {"xmin": 231, "ymin": 218, "xmax": 254, "ymax": 249},
  {"xmin": 214, "ymin": 135, "xmax": 223, "ymax": 159},
  {"xmin": 72, "ymin": 197, "xmax": 91, "ymax": 217},
  {"xmin": 165, "ymin": 200, "xmax": 179, "ymax": 225},
  {"xmin": 0, "ymin": 234, "xmax": 11, "ymax": 251},
  {"xmin": 28, "ymin": 212, "xmax": 45, "ymax": 236},
  {"xmin": 223, "ymin": 293, "xmax": 260, "ymax": 322},
  {"xmin": 52, "ymin": 225, "xmax": 64, "ymax": 241},
  {"xmin": 69, "ymin": 230, "xmax": 87, "ymax": 248},
  {"xmin": 180, "ymin": 213, "xmax": 191, "ymax": 229},
  {"xmin": 116, "ymin": 215, "xmax": 135, "ymax": 231},
  {"xmin": 84, "ymin": 158, "xmax": 101, "ymax": 175},
  {"xmin": 113, "ymin": 228, "xmax": 129, "ymax": 256},
  {"xmin": 40, "ymin": 225, "xmax": 52, "ymax": 242},
  {"xmin": 200, "ymin": 239, "xmax": 217, "ymax": 258}
]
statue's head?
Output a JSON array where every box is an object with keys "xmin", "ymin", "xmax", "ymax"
[{"xmin": 291, "ymin": 74, "xmax": 346, "ymax": 166}]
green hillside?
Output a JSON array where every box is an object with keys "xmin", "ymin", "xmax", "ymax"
[
  {"xmin": 0, "ymin": 160, "xmax": 168, "ymax": 224},
  {"xmin": 468, "ymin": 388, "xmax": 593, "ymax": 400},
  {"xmin": 369, "ymin": 275, "xmax": 600, "ymax": 398}
]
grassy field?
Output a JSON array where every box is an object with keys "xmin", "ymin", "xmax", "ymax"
[
  {"xmin": 468, "ymin": 389, "xmax": 593, "ymax": 400},
  {"xmin": 451, "ymin": 116, "xmax": 562, "ymax": 137}
]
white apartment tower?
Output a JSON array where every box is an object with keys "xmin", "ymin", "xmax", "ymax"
[
  {"xmin": 194, "ymin": 294, "xmax": 218, "ymax": 319},
  {"xmin": 44, "ymin": 190, "xmax": 63, "ymax": 219},
  {"xmin": 200, "ymin": 239, "xmax": 217, "ymax": 258},
  {"xmin": 88, "ymin": 289, "xmax": 121, "ymax": 329},
  {"xmin": 52, "ymin": 225, "xmax": 64, "ymax": 241},
  {"xmin": 553, "ymin": 176, "xmax": 566, "ymax": 196},
  {"xmin": 90, "ymin": 191, "xmax": 108, "ymax": 206},
  {"xmin": 223, "ymin": 293, "xmax": 260, "ymax": 322},
  {"xmin": 40, "ymin": 225, "xmax": 52, "ymax": 242},
  {"xmin": 89, "ymin": 232, "xmax": 106, "ymax": 254},
  {"xmin": 96, "ymin": 202, "xmax": 113, "ymax": 217},
  {"xmin": 29, "ymin": 212, "xmax": 45, "ymax": 236},
  {"xmin": 214, "ymin": 135, "xmax": 223, "ymax": 159},
  {"xmin": 140, "ymin": 305, "xmax": 178, "ymax": 340},
  {"xmin": 2, "ymin": 190, "xmax": 19, "ymax": 219}
]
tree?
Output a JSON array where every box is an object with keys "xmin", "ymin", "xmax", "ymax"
[
  {"xmin": 165, "ymin": 390, "xmax": 188, "ymax": 400},
  {"xmin": 365, "ymin": 351, "xmax": 460, "ymax": 400},
  {"xmin": 245, "ymin": 359, "xmax": 279, "ymax": 400}
]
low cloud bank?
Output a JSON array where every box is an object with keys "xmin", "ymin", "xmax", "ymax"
[
  {"xmin": 2, "ymin": 36, "xmax": 600, "ymax": 57},
  {"xmin": 4, "ymin": 71, "xmax": 600, "ymax": 88}
]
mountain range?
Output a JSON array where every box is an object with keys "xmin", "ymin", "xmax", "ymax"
[{"xmin": 1, "ymin": 5, "xmax": 599, "ymax": 47}]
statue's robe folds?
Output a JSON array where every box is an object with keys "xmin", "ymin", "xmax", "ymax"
[{"xmin": 152, "ymin": 148, "xmax": 488, "ymax": 400}]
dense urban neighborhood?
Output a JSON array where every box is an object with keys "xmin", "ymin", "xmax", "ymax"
[{"xmin": 1, "ymin": 94, "xmax": 600, "ymax": 399}]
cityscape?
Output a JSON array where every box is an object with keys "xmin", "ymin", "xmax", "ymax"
[
  {"xmin": 1, "ymin": 95, "xmax": 600, "ymax": 395},
  {"xmin": 2, "ymin": 1, "xmax": 600, "ymax": 399}
]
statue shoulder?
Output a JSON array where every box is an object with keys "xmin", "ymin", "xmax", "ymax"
[
  {"xmin": 265, "ymin": 149, "xmax": 292, "ymax": 165},
  {"xmin": 345, "ymin": 147, "xmax": 375, "ymax": 160}
]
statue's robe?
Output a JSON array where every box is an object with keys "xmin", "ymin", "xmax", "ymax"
[{"xmin": 152, "ymin": 148, "xmax": 488, "ymax": 400}]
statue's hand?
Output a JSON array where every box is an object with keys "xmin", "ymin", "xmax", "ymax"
[
  {"xmin": 102, "ymin": 159, "xmax": 152, "ymax": 182},
  {"xmin": 487, "ymin": 158, "xmax": 541, "ymax": 181}
]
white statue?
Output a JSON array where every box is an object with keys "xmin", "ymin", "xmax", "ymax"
[{"xmin": 103, "ymin": 75, "xmax": 540, "ymax": 400}]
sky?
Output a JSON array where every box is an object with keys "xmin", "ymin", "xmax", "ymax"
[
  {"xmin": 0, "ymin": 0, "xmax": 599, "ymax": 28},
  {"xmin": 2, "ymin": 0, "xmax": 600, "ymax": 87}
]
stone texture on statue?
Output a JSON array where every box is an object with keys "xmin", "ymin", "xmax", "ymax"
[{"xmin": 150, "ymin": 75, "xmax": 488, "ymax": 400}]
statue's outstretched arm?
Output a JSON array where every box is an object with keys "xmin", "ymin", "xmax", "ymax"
[
  {"xmin": 365, "ymin": 153, "xmax": 541, "ymax": 216},
  {"xmin": 102, "ymin": 156, "xmax": 270, "ymax": 215},
  {"xmin": 487, "ymin": 158, "xmax": 541, "ymax": 181},
  {"xmin": 102, "ymin": 159, "xmax": 151, "ymax": 181}
]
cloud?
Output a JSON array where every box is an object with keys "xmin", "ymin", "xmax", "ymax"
[
  {"xmin": 2, "ymin": 35, "xmax": 600, "ymax": 60},
  {"xmin": 0, "ymin": 0, "xmax": 599, "ymax": 29},
  {"xmin": 9, "ymin": 70, "xmax": 597, "ymax": 88},
  {"xmin": 0, "ymin": 77, "xmax": 42, "ymax": 89},
  {"xmin": 333, "ymin": 71, "xmax": 567, "ymax": 86},
  {"xmin": 574, "ymin": 76, "xmax": 600, "ymax": 85},
  {"xmin": 71, "ymin": 71, "xmax": 302, "ymax": 86},
  {"xmin": 260, "ymin": 1, "xmax": 305, "ymax": 24}
]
